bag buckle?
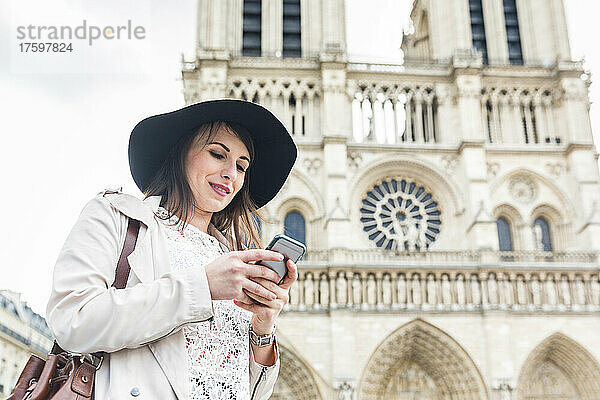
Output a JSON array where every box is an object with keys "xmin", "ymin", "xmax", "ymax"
[{"xmin": 78, "ymin": 354, "xmax": 104, "ymax": 370}]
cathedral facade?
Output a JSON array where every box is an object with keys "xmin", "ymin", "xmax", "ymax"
[{"xmin": 183, "ymin": 0, "xmax": 600, "ymax": 398}]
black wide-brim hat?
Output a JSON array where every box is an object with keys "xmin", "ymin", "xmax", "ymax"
[{"xmin": 128, "ymin": 99, "xmax": 297, "ymax": 209}]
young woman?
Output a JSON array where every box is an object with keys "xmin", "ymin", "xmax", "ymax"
[{"xmin": 46, "ymin": 99, "xmax": 298, "ymax": 399}]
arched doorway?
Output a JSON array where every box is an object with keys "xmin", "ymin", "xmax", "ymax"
[
  {"xmin": 357, "ymin": 319, "xmax": 488, "ymax": 399},
  {"xmin": 271, "ymin": 345, "xmax": 322, "ymax": 400},
  {"xmin": 516, "ymin": 333, "xmax": 600, "ymax": 399}
]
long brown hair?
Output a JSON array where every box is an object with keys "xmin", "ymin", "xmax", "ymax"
[{"xmin": 143, "ymin": 121, "xmax": 263, "ymax": 251}]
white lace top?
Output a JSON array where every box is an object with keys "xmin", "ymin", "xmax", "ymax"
[{"xmin": 156, "ymin": 207, "xmax": 253, "ymax": 400}]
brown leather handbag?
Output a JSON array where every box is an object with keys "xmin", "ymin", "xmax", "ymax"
[{"xmin": 8, "ymin": 218, "xmax": 141, "ymax": 400}]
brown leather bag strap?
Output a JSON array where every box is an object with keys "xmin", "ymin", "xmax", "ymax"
[
  {"xmin": 112, "ymin": 218, "xmax": 141, "ymax": 289},
  {"xmin": 51, "ymin": 217, "xmax": 141, "ymax": 356}
]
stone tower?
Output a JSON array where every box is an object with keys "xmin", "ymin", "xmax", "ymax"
[{"xmin": 183, "ymin": 1, "xmax": 600, "ymax": 399}]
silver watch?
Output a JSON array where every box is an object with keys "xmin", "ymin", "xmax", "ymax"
[{"xmin": 249, "ymin": 325, "xmax": 277, "ymax": 347}]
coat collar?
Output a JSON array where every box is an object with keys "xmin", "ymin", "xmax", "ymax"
[
  {"xmin": 103, "ymin": 192, "xmax": 161, "ymax": 229},
  {"xmin": 104, "ymin": 192, "xmax": 234, "ymax": 253}
]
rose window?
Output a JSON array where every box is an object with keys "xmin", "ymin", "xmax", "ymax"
[{"xmin": 360, "ymin": 178, "xmax": 442, "ymax": 250}]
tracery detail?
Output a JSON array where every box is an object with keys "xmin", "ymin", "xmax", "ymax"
[{"xmin": 360, "ymin": 178, "xmax": 442, "ymax": 251}]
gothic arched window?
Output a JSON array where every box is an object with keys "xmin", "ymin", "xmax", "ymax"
[
  {"xmin": 533, "ymin": 217, "xmax": 552, "ymax": 251},
  {"xmin": 284, "ymin": 211, "xmax": 306, "ymax": 244},
  {"xmin": 503, "ymin": 0, "xmax": 523, "ymax": 65},
  {"xmin": 468, "ymin": 0, "xmax": 488, "ymax": 64},
  {"xmin": 242, "ymin": 0, "xmax": 262, "ymax": 56},
  {"xmin": 496, "ymin": 217, "xmax": 513, "ymax": 251},
  {"xmin": 282, "ymin": 0, "xmax": 301, "ymax": 57}
]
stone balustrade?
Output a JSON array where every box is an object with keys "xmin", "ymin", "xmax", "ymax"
[
  {"xmin": 300, "ymin": 249, "xmax": 598, "ymax": 266},
  {"xmin": 285, "ymin": 252, "xmax": 600, "ymax": 312}
]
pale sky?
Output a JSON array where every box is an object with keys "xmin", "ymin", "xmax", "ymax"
[{"xmin": 0, "ymin": 0, "xmax": 598, "ymax": 317}]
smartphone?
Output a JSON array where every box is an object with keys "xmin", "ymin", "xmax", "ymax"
[{"xmin": 257, "ymin": 234, "xmax": 306, "ymax": 284}]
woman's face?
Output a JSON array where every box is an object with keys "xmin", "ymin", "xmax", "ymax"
[{"xmin": 185, "ymin": 126, "xmax": 251, "ymax": 213}]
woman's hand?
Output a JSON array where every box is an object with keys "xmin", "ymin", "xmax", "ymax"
[
  {"xmin": 233, "ymin": 258, "xmax": 298, "ymax": 334},
  {"xmin": 203, "ymin": 250, "xmax": 284, "ymax": 302}
]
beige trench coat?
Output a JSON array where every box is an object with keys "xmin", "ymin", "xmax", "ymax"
[{"xmin": 46, "ymin": 189, "xmax": 280, "ymax": 399}]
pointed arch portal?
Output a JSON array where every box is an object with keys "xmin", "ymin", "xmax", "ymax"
[
  {"xmin": 517, "ymin": 333, "xmax": 600, "ymax": 400},
  {"xmin": 357, "ymin": 319, "xmax": 488, "ymax": 399}
]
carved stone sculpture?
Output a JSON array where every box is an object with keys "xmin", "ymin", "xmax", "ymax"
[
  {"xmin": 290, "ymin": 279, "xmax": 299, "ymax": 306},
  {"xmin": 455, "ymin": 274, "xmax": 466, "ymax": 305},
  {"xmin": 545, "ymin": 274, "xmax": 557, "ymax": 305},
  {"xmin": 591, "ymin": 275, "xmax": 600, "ymax": 306},
  {"xmin": 337, "ymin": 382, "xmax": 353, "ymax": 400},
  {"xmin": 382, "ymin": 274, "xmax": 392, "ymax": 305},
  {"xmin": 441, "ymin": 274, "xmax": 452, "ymax": 305},
  {"xmin": 406, "ymin": 219, "xmax": 419, "ymax": 252},
  {"xmin": 336, "ymin": 272, "xmax": 347, "ymax": 305},
  {"xmin": 411, "ymin": 274, "xmax": 422, "ymax": 305},
  {"xmin": 319, "ymin": 274, "xmax": 329, "ymax": 307},
  {"xmin": 574, "ymin": 275, "xmax": 586, "ymax": 305},
  {"xmin": 516, "ymin": 275, "xmax": 528, "ymax": 305},
  {"xmin": 488, "ymin": 273, "xmax": 499, "ymax": 305},
  {"xmin": 367, "ymin": 275, "xmax": 377, "ymax": 305},
  {"xmin": 470, "ymin": 274, "xmax": 481, "ymax": 305},
  {"xmin": 418, "ymin": 222, "xmax": 428, "ymax": 250},
  {"xmin": 397, "ymin": 273, "xmax": 407, "ymax": 304},
  {"xmin": 559, "ymin": 275, "xmax": 571, "ymax": 306},
  {"xmin": 426, "ymin": 274, "xmax": 437, "ymax": 305},
  {"xmin": 352, "ymin": 274, "xmax": 362, "ymax": 305},
  {"xmin": 533, "ymin": 224, "xmax": 544, "ymax": 251},
  {"xmin": 503, "ymin": 276, "xmax": 514, "ymax": 306},
  {"xmin": 530, "ymin": 275, "xmax": 542, "ymax": 306},
  {"xmin": 304, "ymin": 272, "xmax": 314, "ymax": 307}
]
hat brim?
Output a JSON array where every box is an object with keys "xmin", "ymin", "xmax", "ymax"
[{"xmin": 128, "ymin": 99, "xmax": 297, "ymax": 209}]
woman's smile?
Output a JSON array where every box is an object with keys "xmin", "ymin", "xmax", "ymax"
[{"xmin": 209, "ymin": 182, "xmax": 230, "ymax": 197}]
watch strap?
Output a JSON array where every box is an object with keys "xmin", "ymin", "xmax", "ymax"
[{"xmin": 249, "ymin": 325, "xmax": 276, "ymax": 347}]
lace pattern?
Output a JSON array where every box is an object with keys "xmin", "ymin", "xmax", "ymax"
[{"xmin": 156, "ymin": 207, "xmax": 253, "ymax": 400}]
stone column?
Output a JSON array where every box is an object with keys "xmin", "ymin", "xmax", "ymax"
[
  {"xmin": 322, "ymin": 62, "xmax": 351, "ymax": 247},
  {"xmin": 455, "ymin": 64, "xmax": 485, "ymax": 142},
  {"xmin": 499, "ymin": 95, "xmax": 514, "ymax": 144},
  {"xmin": 491, "ymin": 94, "xmax": 501, "ymax": 143},
  {"xmin": 434, "ymin": 84, "xmax": 453, "ymax": 144},
  {"xmin": 550, "ymin": 0, "xmax": 572, "ymax": 60},
  {"xmin": 523, "ymin": 100, "xmax": 535, "ymax": 143},
  {"xmin": 533, "ymin": 95, "xmax": 547, "ymax": 144},
  {"xmin": 425, "ymin": 97, "xmax": 435, "ymax": 142},
  {"xmin": 196, "ymin": 0, "xmax": 229, "ymax": 54},
  {"xmin": 320, "ymin": 0, "xmax": 346, "ymax": 55},
  {"xmin": 543, "ymin": 97, "xmax": 556, "ymax": 143},
  {"xmin": 405, "ymin": 94, "xmax": 413, "ymax": 142},
  {"xmin": 294, "ymin": 96, "xmax": 303, "ymax": 135},
  {"xmin": 307, "ymin": 94, "xmax": 315, "ymax": 137},
  {"xmin": 482, "ymin": 0, "xmax": 509, "ymax": 63},
  {"xmin": 511, "ymin": 93, "xmax": 524, "ymax": 144},
  {"xmin": 414, "ymin": 92, "xmax": 424, "ymax": 143},
  {"xmin": 262, "ymin": 0, "xmax": 282, "ymax": 56},
  {"xmin": 561, "ymin": 77, "xmax": 593, "ymax": 144}
]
